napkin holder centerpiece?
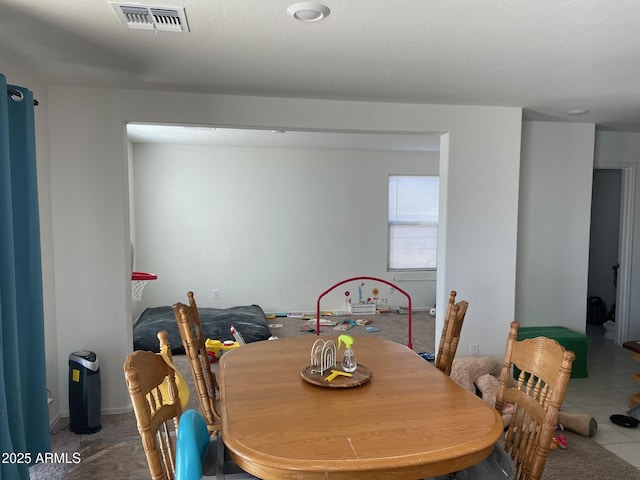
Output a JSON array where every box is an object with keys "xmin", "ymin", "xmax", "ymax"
[{"xmin": 310, "ymin": 339, "xmax": 336, "ymax": 375}]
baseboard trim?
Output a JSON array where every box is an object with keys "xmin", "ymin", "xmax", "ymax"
[
  {"xmin": 102, "ymin": 404, "xmax": 133, "ymax": 415},
  {"xmin": 265, "ymin": 306, "xmax": 431, "ymax": 316},
  {"xmin": 48, "ymin": 412, "xmax": 61, "ymax": 430},
  {"xmin": 58, "ymin": 404, "xmax": 133, "ymax": 418}
]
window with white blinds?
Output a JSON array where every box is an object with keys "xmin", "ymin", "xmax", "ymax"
[{"xmin": 388, "ymin": 175, "xmax": 439, "ymax": 270}]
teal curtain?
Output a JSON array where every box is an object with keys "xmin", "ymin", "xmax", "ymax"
[{"xmin": 0, "ymin": 74, "xmax": 50, "ymax": 480}]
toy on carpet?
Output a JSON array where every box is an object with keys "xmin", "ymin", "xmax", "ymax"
[
  {"xmin": 450, "ymin": 356, "xmax": 597, "ymax": 437},
  {"xmin": 205, "ymin": 339, "xmax": 240, "ymax": 362},
  {"xmin": 550, "ymin": 433, "xmax": 568, "ymax": 449}
]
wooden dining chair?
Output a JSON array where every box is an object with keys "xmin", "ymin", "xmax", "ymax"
[
  {"xmin": 426, "ymin": 321, "xmax": 575, "ymax": 480},
  {"xmin": 435, "ymin": 290, "xmax": 469, "ymax": 375},
  {"xmin": 495, "ymin": 321, "xmax": 575, "ymax": 480},
  {"xmin": 173, "ymin": 292, "xmax": 222, "ymax": 434},
  {"xmin": 124, "ymin": 331, "xmax": 183, "ymax": 480}
]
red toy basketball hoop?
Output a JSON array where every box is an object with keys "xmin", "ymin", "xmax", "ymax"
[
  {"xmin": 131, "ymin": 271, "xmax": 157, "ymax": 302},
  {"xmin": 316, "ymin": 276, "xmax": 413, "ymax": 350}
]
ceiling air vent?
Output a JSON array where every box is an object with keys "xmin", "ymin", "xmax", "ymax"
[{"xmin": 110, "ymin": 3, "xmax": 190, "ymax": 32}]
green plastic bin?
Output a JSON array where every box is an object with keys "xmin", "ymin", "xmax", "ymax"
[{"xmin": 515, "ymin": 326, "xmax": 589, "ymax": 378}]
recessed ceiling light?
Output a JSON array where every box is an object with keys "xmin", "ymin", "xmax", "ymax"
[
  {"xmin": 567, "ymin": 109, "xmax": 590, "ymax": 116},
  {"xmin": 287, "ymin": 2, "xmax": 330, "ymax": 22}
]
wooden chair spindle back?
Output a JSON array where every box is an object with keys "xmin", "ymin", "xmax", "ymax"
[
  {"xmin": 495, "ymin": 321, "xmax": 575, "ymax": 480},
  {"xmin": 173, "ymin": 292, "xmax": 221, "ymax": 433},
  {"xmin": 124, "ymin": 331, "xmax": 182, "ymax": 480},
  {"xmin": 435, "ymin": 290, "xmax": 469, "ymax": 375}
]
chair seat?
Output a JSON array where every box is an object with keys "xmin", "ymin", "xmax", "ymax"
[{"xmin": 424, "ymin": 444, "xmax": 515, "ymax": 479}]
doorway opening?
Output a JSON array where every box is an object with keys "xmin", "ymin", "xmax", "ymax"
[
  {"xmin": 125, "ymin": 124, "xmax": 443, "ymax": 352},
  {"xmin": 587, "ymin": 166, "xmax": 635, "ymax": 345}
]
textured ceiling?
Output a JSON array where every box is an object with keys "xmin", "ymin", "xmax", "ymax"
[{"xmin": 3, "ymin": 0, "xmax": 640, "ymax": 133}]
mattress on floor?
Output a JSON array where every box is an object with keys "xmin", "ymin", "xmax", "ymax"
[{"xmin": 133, "ymin": 304, "xmax": 271, "ymax": 353}]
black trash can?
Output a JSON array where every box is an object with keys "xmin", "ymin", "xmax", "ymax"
[{"xmin": 68, "ymin": 350, "xmax": 102, "ymax": 434}]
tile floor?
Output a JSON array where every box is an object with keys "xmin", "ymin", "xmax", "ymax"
[{"xmin": 561, "ymin": 325, "xmax": 640, "ymax": 470}]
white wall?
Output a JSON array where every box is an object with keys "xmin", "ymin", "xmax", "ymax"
[
  {"xmin": 516, "ymin": 121, "xmax": 595, "ymax": 333},
  {"xmin": 132, "ymin": 143, "xmax": 438, "ymax": 313},
  {"xmin": 595, "ymin": 131, "xmax": 640, "ymax": 340},
  {"xmin": 46, "ymin": 87, "xmax": 522, "ymax": 412}
]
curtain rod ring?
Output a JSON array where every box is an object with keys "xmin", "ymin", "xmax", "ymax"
[
  {"xmin": 9, "ymin": 88, "xmax": 24, "ymax": 103},
  {"xmin": 7, "ymin": 87, "xmax": 38, "ymax": 105}
]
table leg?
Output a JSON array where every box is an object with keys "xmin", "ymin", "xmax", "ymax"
[{"xmin": 629, "ymin": 352, "xmax": 640, "ymax": 408}]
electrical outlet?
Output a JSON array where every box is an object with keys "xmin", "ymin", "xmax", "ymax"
[
  {"xmin": 470, "ymin": 343, "xmax": 479, "ymax": 357},
  {"xmin": 213, "ymin": 289, "xmax": 220, "ymax": 299}
]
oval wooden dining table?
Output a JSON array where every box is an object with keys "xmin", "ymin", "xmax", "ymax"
[{"xmin": 218, "ymin": 336, "xmax": 503, "ymax": 480}]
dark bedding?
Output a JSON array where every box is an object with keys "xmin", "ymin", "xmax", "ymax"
[{"xmin": 133, "ymin": 304, "xmax": 271, "ymax": 353}]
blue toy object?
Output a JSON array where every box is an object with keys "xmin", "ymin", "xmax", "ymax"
[
  {"xmin": 175, "ymin": 409, "xmax": 210, "ymax": 480},
  {"xmin": 419, "ymin": 352, "xmax": 435, "ymax": 362},
  {"xmin": 175, "ymin": 409, "xmax": 258, "ymax": 479}
]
